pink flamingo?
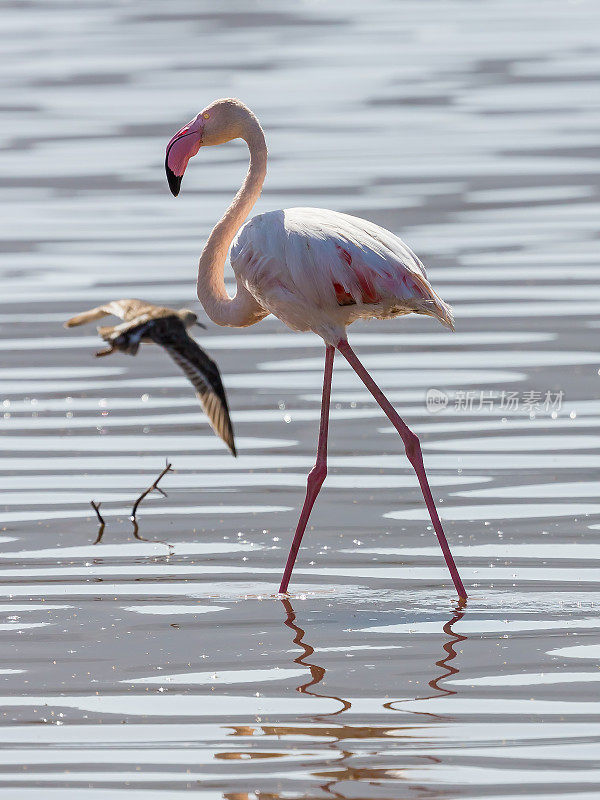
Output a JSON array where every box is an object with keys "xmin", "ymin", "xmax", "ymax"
[{"xmin": 166, "ymin": 98, "xmax": 467, "ymax": 599}]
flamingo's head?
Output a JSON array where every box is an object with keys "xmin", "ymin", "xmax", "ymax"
[{"xmin": 165, "ymin": 98, "xmax": 252, "ymax": 196}]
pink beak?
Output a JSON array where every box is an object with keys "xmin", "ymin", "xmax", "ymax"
[{"xmin": 165, "ymin": 121, "xmax": 202, "ymax": 196}]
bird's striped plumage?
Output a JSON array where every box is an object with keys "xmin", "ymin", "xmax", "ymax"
[
  {"xmin": 148, "ymin": 317, "xmax": 236, "ymax": 456},
  {"xmin": 65, "ymin": 300, "xmax": 236, "ymax": 455}
]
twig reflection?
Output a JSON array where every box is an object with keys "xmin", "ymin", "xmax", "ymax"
[{"xmin": 90, "ymin": 501, "xmax": 105, "ymax": 544}]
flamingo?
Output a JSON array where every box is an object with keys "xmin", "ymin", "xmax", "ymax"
[{"xmin": 165, "ymin": 98, "xmax": 467, "ymax": 599}]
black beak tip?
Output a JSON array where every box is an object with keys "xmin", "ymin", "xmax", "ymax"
[{"xmin": 166, "ymin": 165, "xmax": 182, "ymax": 197}]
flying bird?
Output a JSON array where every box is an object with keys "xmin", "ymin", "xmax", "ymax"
[
  {"xmin": 165, "ymin": 98, "xmax": 466, "ymax": 598},
  {"xmin": 65, "ymin": 299, "xmax": 236, "ymax": 455}
]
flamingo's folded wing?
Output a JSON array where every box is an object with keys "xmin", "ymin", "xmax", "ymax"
[
  {"xmin": 150, "ymin": 321, "xmax": 236, "ymax": 456},
  {"xmin": 231, "ymin": 208, "xmax": 454, "ymax": 330}
]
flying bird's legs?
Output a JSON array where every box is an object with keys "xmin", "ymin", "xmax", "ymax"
[
  {"xmin": 337, "ymin": 339, "xmax": 467, "ymax": 599},
  {"xmin": 279, "ymin": 345, "xmax": 334, "ymax": 594}
]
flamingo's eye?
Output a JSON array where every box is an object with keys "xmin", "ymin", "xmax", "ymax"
[{"xmin": 202, "ymin": 112, "xmax": 210, "ymax": 120}]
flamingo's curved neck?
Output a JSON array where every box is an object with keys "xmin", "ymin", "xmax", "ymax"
[{"xmin": 197, "ymin": 115, "xmax": 268, "ymax": 327}]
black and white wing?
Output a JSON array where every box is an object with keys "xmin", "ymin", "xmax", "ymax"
[{"xmin": 149, "ymin": 318, "xmax": 236, "ymax": 456}]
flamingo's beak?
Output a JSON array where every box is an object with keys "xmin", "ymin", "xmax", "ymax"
[
  {"xmin": 166, "ymin": 158, "xmax": 183, "ymax": 197},
  {"xmin": 165, "ymin": 121, "xmax": 203, "ymax": 197}
]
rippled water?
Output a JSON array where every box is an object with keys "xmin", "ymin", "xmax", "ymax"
[{"xmin": 1, "ymin": 0, "xmax": 599, "ymax": 796}]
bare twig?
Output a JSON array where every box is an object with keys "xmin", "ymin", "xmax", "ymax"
[
  {"xmin": 131, "ymin": 459, "xmax": 173, "ymax": 523},
  {"xmin": 88, "ymin": 460, "xmax": 174, "ymax": 550},
  {"xmin": 90, "ymin": 501, "xmax": 105, "ymax": 544},
  {"xmin": 90, "ymin": 500, "xmax": 105, "ymax": 525}
]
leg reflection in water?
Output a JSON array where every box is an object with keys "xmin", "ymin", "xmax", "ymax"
[
  {"xmin": 225, "ymin": 601, "xmax": 469, "ymax": 799},
  {"xmin": 427, "ymin": 598, "xmax": 468, "ymax": 699},
  {"xmin": 385, "ymin": 597, "xmax": 468, "ymax": 715},
  {"xmin": 281, "ymin": 598, "xmax": 351, "ymax": 714}
]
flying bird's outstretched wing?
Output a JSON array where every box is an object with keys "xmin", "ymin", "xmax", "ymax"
[
  {"xmin": 149, "ymin": 318, "xmax": 237, "ymax": 456},
  {"xmin": 64, "ymin": 299, "xmax": 152, "ymax": 328}
]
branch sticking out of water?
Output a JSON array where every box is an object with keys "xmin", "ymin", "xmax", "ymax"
[
  {"xmin": 88, "ymin": 461, "xmax": 174, "ymax": 549},
  {"xmin": 131, "ymin": 459, "xmax": 173, "ymax": 524},
  {"xmin": 90, "ymin": 500, "xmax": 105, "ymax": 525}
]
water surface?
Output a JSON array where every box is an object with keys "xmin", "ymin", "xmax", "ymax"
[{"xmin": 1, "ymin": 0, "xmax": 599, "ymax": 797}]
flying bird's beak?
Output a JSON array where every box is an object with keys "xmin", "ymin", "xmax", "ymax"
[
  {"xmin": 165, "ymin": 119, "xmax": 203, "ymax": 197},
  {"xmin": 194, "ymin": 321, "xmax": 206, "ymax": 329}
]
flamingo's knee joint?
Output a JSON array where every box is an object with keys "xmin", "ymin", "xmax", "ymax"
[
  {"xmin": 404, "ymin": 431, "xmax": 421, "ymax": 462},
  {"xmin": 308, "ymin": 463, "xmax": 327, "ymax": 488}
]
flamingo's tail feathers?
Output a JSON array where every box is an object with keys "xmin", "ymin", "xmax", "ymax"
[
  {"xmin": 412, "ymin": 298, "xmax": 454, "ymax": 331},
  {"xmin": 411, "ymin": 272, "xmax": 455, "ymax": 331},
  {"xmin": 431, "ymin": 298, "xmax": 455, "ymax": 331},
  {"xmin": 64, "ymin": 306, "xmax": 109, "ymax": 328}
]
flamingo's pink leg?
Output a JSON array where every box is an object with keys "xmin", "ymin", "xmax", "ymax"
[
  {"xmin": 279, "ymin": 345, "xmax": 334, "ymax": 594},
  {"xmin": 337, "ymin": 339, "xmax": 467, "ymax": 599}
]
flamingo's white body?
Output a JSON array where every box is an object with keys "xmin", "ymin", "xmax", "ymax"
[
  {"xmin": 166, "ymin": 98, "xmax": 466, "ymax": 598},
  {"xmin": 231, "ymin": 207, "xmax": 453, "ymax": 345}
]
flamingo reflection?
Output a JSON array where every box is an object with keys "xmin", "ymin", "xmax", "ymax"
[
  {"xmin": 385, "ymin": 598, "xmax": 468, "ymax": 716},
  {"xmin": 281, "ymin": 598, "xmax": 351, "ymax": 714},
  {"xmin": 426, "ymin": 598, "xmax": 468, "ymax": 698},
  {"xmin": 223, "ymin": 601, "xmax": 469, "ymax": 799}
]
